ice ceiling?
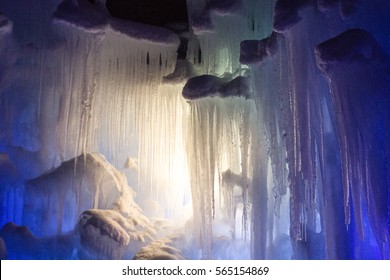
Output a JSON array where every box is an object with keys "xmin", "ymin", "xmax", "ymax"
[{"xmin": 0, "ymin": 0, "xmax": 389, "ymax": 260}]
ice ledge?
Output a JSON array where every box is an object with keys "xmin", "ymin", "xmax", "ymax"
[
  {"xmin": 53, "ymin": 0, "xmax": 180, "ymax": 46},
  {"xmin": 315, "ymin": 29, "xmax": 389, "ymax": 73},
  {"xmin": 182, "ymin": 75, "xmax": 252, "ymax": 100},
  {"xmin": 191, "ymin": 0, "xmax": 243, "ymax": 35},
  {"xmin": 240, "ymin": 32, "xmax": 281, "ymax": 65}
]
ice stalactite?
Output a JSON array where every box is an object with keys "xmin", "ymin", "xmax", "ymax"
[
  {"xmin": 52, "ymin": 0, "xmax": 180, "ymax": 166},
  {"xmin": 241, "ymin": 0, "xmax": 389, "ymax": 259},
  {"xmin": 136, "ymin": 83, "xmax": 192, "ymax": 221},
  {"xmin": 184, "ymin": 97, "xmax": 258, "ymax": 259},
  {"xmin": 241, "ymin": 2, "xmax": 342, "ymax": 259},
  {"xmin": 182, "ymin": 0, "xmax": 275, "ymax": 260},
  {"xmin": 48, "ymin": 1, "xmax": 192, "ymax": 223},
  {"xmin": 2, "ymin": 0, "xmax": 195, "ymax": 259},
  {"xmin": 316, "ymin": 29, "xmax": 390, "ymax": 258}
]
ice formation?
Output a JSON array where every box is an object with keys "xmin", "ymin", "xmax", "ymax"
[
  {"xmin": 0, "ymin": 0, "xmax": 389, "ymax": 260},
  {"xmin": 133, "ymin": 238, "xmax": 185, "ymax": 260}
]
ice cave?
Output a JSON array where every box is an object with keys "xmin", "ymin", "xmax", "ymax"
[{"xmin": 0, "ymin": 0, "xmax": 389, "ymax": 260}]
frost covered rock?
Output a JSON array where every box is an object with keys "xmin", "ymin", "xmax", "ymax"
[
  {"xmin": 78, "ymin": 209, "xmax": 154, "ymax": 259},
  {"xmin": 24, "ymin": 153, "xmax": 139, "ymax": 237},
  {"xmin": 134, "ymin": 238, "xmax": 184, "ymax": 260},
  {"xmin": 182, "ymin": 75, "xmax": 252, "ymax": 100}
]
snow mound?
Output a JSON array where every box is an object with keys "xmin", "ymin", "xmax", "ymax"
[
  {"xmin": 134, "ymin": 238, "xmax": 184, "ymax": 260},
  {"xmin": 182, "ymin": 75, "xmax": 252, "ymax": 100},
  {"xmin": 24, "ymin": 153, "xmax": 146, "ymax": 237},
  {"xmin": 240, "ymin": 32, "xmax": 280, "ymax": 65},
  {"xmin": 273, "ymin": 0, "xmax": 311, "ymax": 32}
]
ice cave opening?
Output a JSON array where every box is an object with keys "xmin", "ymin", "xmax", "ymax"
[{"xmin": 0, "ymin": 0, "xmax": 389, "ymax": 260}]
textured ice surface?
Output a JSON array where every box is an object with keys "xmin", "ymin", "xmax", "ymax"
[
  {"xmin": 134, "ymin": 238, "xmax": 184, "ymax": 260},
  {"xmin": 78, "ymin": 209, "xmax": 154, "ymax": 259}
]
